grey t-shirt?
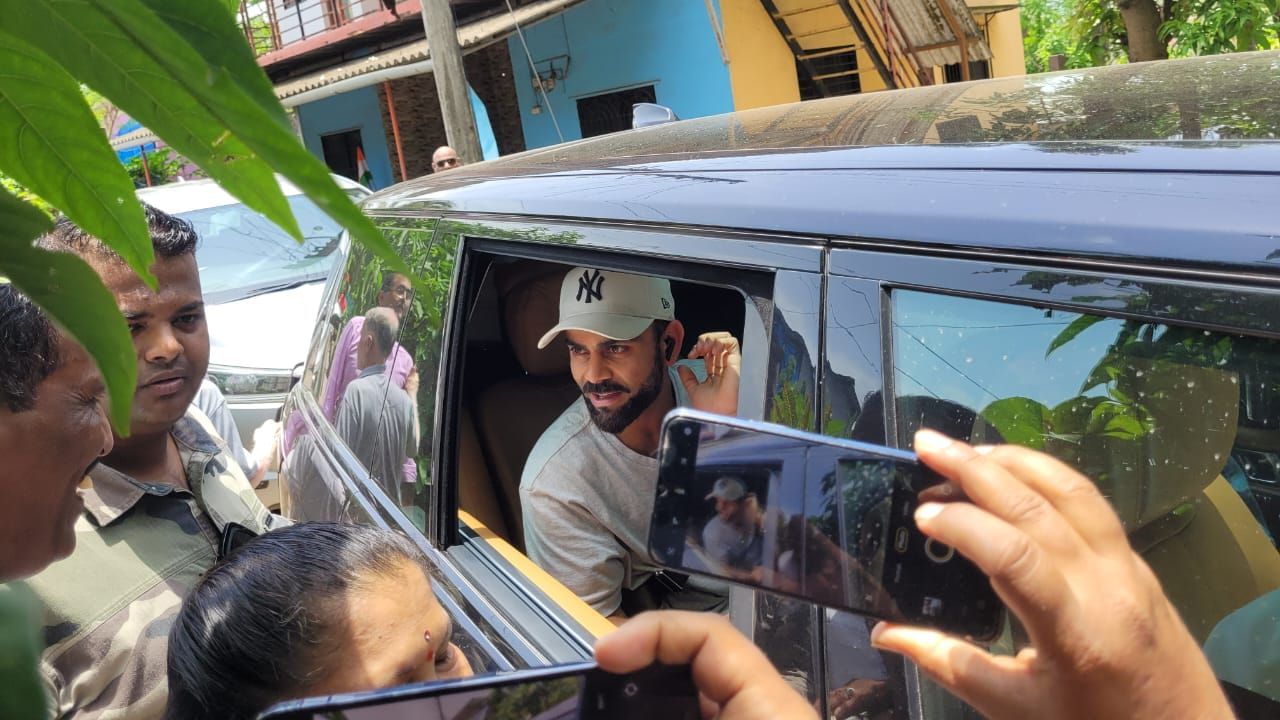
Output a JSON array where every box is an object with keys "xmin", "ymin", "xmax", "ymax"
[
  {"xmin": 336, "ymin": 364, "xmax": 418, "ymax": 501},
  {"xmin": 193, "ymin": 378, "xmax": 256, "ymax": 479},
  {"xmin": 521, "ymin": 365, "xmax": 725, "ymax": 616}
]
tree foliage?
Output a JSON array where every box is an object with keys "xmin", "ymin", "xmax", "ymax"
[
  {"xmin": 1023, "ymin": 0, "xmax": 1280, "ymax": 70},
  {"xmin": 0, "ymin": 0, "xmax": 417, "ymax": 434},
  {"xmin": 123, "ymin": 147, "xmax": 189, "ymax": 188}
]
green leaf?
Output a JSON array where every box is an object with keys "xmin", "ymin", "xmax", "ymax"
[
  {"xmin": 0, "ymin": 189, "xmax": 136, "ymax": 432},
  {"xmin": 6, "ymin": 0, "xmax": 414, "ymax": 283},
  {"xmin": 1050, "ymin": 394, "xmax": 1106, "ymax": 434},
  {"xmin": 0, "ymin": 585, "xmax": 46, "ymax": 720},
  {"xmin": 0, "ymin": 34, "xmax": 154, "ymax": 286},
  {"xmin": 139, "ymin": 0, "xmax": 288, "ymax": 130},
  {"xmin": 1045, "ymin": 313, "xmax": 1105, "ymax": 357},
  {"xmin": 979, "ymin": 396, "xmax": 1052, "ymax": 449},
  {"xmin": 0, "ymin": 0, "xmax": 302, "ymax": 243},
  {"xmin": 1101, "ymin": 413, "xmax": 1145, "ymax": 439}
]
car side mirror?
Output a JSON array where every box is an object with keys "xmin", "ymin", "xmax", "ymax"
[{"xmin": 633, "ymin": 103, "xmax": 678, "ymax": 129}]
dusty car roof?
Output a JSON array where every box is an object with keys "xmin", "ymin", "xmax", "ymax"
[{"xmin": 365, "ymin": 52, "xmax": 1280, "ymax": 278}]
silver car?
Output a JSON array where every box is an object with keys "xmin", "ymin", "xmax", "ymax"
[{"xmin": 138, "ymin": 174, "xmax": 370, "ymax": 447}]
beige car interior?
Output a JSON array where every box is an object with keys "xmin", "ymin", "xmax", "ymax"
[{"xmin": 458, "ymin": 261, "xmax": 579, "ymax": 552}]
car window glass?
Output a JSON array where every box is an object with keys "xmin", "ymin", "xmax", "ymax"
[
  {"xmin": 181, "ymin": 194, "xmax": 344, "ymax": 299},
  {"xmin": 379, "ymin": 227, "xmax": 460, "ymax": 532},
  {"xmin": 891, "ymin": 289, "xmax": 1280, "ymax": 714}
]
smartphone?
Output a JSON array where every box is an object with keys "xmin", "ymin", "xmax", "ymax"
[
  {"xmin": 651, "ymin": 408, "xmax": 1003, "ymax": 640},
  {"xmin": 258, "ymin": 661, "xmax": 699, "ymax": 720}
]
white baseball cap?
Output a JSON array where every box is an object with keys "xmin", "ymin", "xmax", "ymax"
[
  {"xmin": 536, "ymin": 268, "xmax": 675, "ymax": 349},
  {"xmin": 705, "ymin": 476, "xmax": 747, "ymax": 502}
]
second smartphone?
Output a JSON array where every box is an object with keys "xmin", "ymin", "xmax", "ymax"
[{"xmin": 651, "ymin": 408, "xmax": 1003, "ymax": 640}]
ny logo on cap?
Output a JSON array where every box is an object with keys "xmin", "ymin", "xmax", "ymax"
[{"xmin": 577, "ymin": 269, "xmax": 604, "ymax": 303}]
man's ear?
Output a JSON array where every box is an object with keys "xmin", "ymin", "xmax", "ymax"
[{"xmin": 663, "ymin": 319, "xmax": 686, "ymax": 365}]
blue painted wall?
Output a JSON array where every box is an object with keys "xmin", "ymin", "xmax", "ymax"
[
  {"xmin": 295, "ymin": 85, "xmax": 393, "ymax": 190},
  {"xmin": 507, "ymin": 0, "xmax": 732, "ymax": 149}
]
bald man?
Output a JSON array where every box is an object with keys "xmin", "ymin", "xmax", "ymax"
[{"xmin": 432, "ymin": 146, "xmax": 460, "ymax": 173}]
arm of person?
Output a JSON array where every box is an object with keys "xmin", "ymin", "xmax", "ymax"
[
  {"xmin": 193, "ymin": 380, "xmax": 258, "ymax": 481},
  {"xmin": 521, "ymin": 480, "xmax": 629, "ymax": 619},
  {"xmin": 678, "ymin": 332, "xmax": 741, "ymax": 417},
  {"xmin": 334, "ymin": 391, "xmax": 360, "ymax": 448},
  {"xmin": 869, "ymin": 431, "xmax": 1235, "ymax": 720},
  {"xmin": 404, "ymin": 367, "xmax": 421, "ymax": 456},
  {"xmin": 320, "ymin": 320, "xmax": 359, "ymax": 423},
  {"xmin": 595, "ymin": 611, "xmax": 818, "ymax": 720}
]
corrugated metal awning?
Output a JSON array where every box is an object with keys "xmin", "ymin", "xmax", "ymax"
[
  {"xmin": 767, "ymin": 0, "xmax": 992, "ymax": 91},
  {"xmin": 273, "ymin": 0, "xmax": 583, "ymax": 102},
  {"xmin": 876, "ymin": 0, "xmax": 992, "ymax": 67},
  {"xmin": 109, "ymin": 126, "xmax": 160, "ymax": 152}
]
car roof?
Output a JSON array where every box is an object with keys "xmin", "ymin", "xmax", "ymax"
[
  {"xmin": 138, "ymin": 173, "xmax": 368, "ymax": 215},
  {"xmin": 364, "ymin": 52, "xmax": 1280, "ymax": 278}
]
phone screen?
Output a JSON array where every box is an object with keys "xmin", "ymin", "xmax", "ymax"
[
  {"xmin": 261, "ymin": 663, "xmax": 699, "ymax": 720},
  {"xmin": 651, "ymin": 410, "xmax": 1002, "ymax": 639}
]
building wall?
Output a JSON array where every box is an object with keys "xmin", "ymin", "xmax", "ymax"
[
  {"xmin": 983, "ymin": 9, "xmax": 1026, "ymax": 78},
  {"xmin": 719, "ymin": 0, "xmax": 799, "ymax": 110},
  {"xmin": 507, "ymin": 0, "xmax": 735, "ymax": 149},
  {"xmin": 377, "ymin": 42, "xmax": 526, "ymax": 183},
  {"xmin": 295, "ymin": 84, "xmax": 394, "ymax": 190}
]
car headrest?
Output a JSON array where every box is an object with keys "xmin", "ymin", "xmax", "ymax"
[
  {"xmin": 1043, "ymin": 358, "xmax": 1240, "ymax": 531},
  {"xmin": 496, "ymin": 261, "xmax": 571, "ymax": 377}
]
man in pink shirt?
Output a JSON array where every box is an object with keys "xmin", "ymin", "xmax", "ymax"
[{"xmin": 320, "ymin": 271, "xmax": 420, "ymax": 489}]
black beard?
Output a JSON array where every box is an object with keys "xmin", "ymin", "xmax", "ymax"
[{"xmin": 582, "ymin": 347, "xmax": 666, "ymax": 435}]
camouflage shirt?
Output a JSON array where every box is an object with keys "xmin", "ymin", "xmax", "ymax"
[{"xmin": 25, "ymin": 408, "xmax": 278, "ymax": 720}]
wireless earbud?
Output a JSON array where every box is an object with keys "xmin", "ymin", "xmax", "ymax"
[{"xmin": 664, "ymin": 337, "xmax": 676, "ymax": 362}]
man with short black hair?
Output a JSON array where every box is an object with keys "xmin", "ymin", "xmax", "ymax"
[
  {"xmin": 27, "ymin": 205, "xmax": 277, "ymax": 720},
  {"xmin": 336, "ymin": 307, "xmax": 418, "ymax": 502},
  {"xmin": 0, "ymin": 285, "xmax": 114, "ymax": 582},
  {"xmin": 521, "ymin": 267, "xmax": 741, "ymax": 622}
]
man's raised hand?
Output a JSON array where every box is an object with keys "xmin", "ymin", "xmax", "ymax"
[{"xmin": 679, "ymin": 331, "xmax": 740, "ymax": 417}]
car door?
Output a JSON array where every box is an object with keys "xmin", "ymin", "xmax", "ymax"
[
  {"xmin": 361, "ymin": 214, "xmax": 846, "ymax": 704},
  {"xmin": 279, "ymin": 215, "xmax": 544, "ymax": 675},
  {"xmin": 825, "ymin": 237, "xmax": 1280, "ymax": 718}
]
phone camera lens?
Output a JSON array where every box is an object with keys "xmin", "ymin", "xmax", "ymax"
[
  {"xmin": 683, "ymin": 425, "xmax": 693, "ymax": 436},
  {"xmin": 623, "ymin": 682, "xmax": 639, "ymax": 698}
]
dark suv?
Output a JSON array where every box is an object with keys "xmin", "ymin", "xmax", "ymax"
[{"xmin": 279, "ymin": 50, "xmax": 1280, "ymax": 719}]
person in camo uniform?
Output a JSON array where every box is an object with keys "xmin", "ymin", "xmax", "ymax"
[{"xmin": 25, "ymin": 206, "xmax": 281, "ymax": 720}]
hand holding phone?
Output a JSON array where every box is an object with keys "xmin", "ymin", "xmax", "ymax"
[
  {"xmin": 870, "ymin": 432, "xmax": 1234, "ymax": 720},
  {"xmin": 596, "ymin": 611, "xmax": 818, "ymax": 720},
  {"xmin": 651, "ymin": 409, "xmax": 1003, "ymax": 639}
]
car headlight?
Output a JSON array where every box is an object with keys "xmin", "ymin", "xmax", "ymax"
[{"xmin": 209, "ymin": 371, "xmax": 292, "ymax": 396}]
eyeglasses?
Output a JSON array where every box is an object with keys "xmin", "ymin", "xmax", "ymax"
[{"xmin": 434, "ymin": 157, "xmax": 459, "ymax": 169}]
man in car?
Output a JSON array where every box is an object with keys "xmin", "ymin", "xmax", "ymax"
[
  {"xmin": 700, "ymin": 476, "xmax": 764, "ymax": 581},
  {"xmin": 321, "ymin": 271, "xmax": 419, "ymax": 496},
  {"xmin": 521, "ymin": 267, "xmax": 740, "ymax": 622},
  {"xmin": 25, "ymin": 206, "xmax": 278, "ymax": 720},
  {"xmin": 335, "ymin": 307, "xmax": 419, "ymax": 502},
  {"xmin": 432, "ymin": 145, "xmax": 461, "ymax": 173}
]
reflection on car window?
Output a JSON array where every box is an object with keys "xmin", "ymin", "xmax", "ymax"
[
  {"xmin": 181, "ymin": 195, "xmax": 344, "ymax": 299},
  {"xmin": 892, "ymin": 290, "xmax": 1280, "ymax": 712}
]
